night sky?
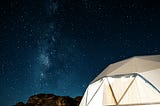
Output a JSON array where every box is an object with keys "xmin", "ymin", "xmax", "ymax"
[{"xmin": 0, "ymin": 0, "xmax": 160, "ymax": 105}]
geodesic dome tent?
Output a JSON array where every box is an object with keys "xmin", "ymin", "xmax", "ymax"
[{"xmin": 79, "ymin": 55, "xmax": 160, "ymax": 106}]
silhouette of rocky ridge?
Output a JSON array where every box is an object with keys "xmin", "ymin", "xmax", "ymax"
[{"xmin": 14, "ymin": 94, "xmax": 82, "ymax": 106}]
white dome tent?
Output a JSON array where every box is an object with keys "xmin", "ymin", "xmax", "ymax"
[{"xmin": 79, "ymin": 55, "xmax": 160, "ymax": 106}]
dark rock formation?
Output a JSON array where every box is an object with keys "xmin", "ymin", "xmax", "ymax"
[
  {"xmin": 14, "ymin": 94, "xmax": 82, "ymax": 106},
  {"xmin": 14, "ymin": 102, "xmax": 25, "ymax": 106},
  {"xmin": 74, "ymin": 96, "xmax": 82, "ymax": 106}
]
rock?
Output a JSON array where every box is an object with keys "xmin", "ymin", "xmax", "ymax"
[
  {"xmin": 14, "ymin": 94, "xmax": 82, "ymax": 106},
  {"xmin": 74, "ymin": 96, "xmax": 82, "ymax": 102},
  {"xmin": 14, "ymin": 102, "xmax": 25, "ymax": 106},
  {"xmin": 74, "ymin": 96, "xmax": 82, "ymax": 106}
]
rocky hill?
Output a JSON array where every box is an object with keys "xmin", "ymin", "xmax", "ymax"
[{"xmin": 14, "ymin": 94, "xmax": 82, "ymax": 106}]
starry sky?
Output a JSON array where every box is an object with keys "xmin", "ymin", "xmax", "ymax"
[{"xmin": 0, "ymin": 0, "xmax": 160, "ymax": 105}]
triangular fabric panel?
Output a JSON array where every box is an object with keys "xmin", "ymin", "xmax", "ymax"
[
  {"xmin": 106, "ymin": 58, "xmax": 130, "ymax": 75},
  {"xmin": 138, "ymin": 55, "xmax": 160, "ymax": 62},
  {"xmin": 108, "ymin": 58, "xmax": 137, "ymax": 76},
  {"xmin": 141, "ymin": 69, "xmax": 160, "ymax": 93},
  {"xmin": 135, "ymin": 58, "xmax": 160, "ymax": 73},
  {"xmin": 91, "ymin": 59, "xmax": 129, "ymax": 83},
  {"xmin": 88, "ymin": 80, "xmax": 104, "ymax": 106},
  {"xmin": 87, "ymin": 80, "xmax": 103, "ymax": 104},
  {"xmin": 120, "ymin": 76, "xmax": 160, "ymax": 105},
  {"xmin": 103, "ymin": 78, "xmax": 116, "ymax": 105},
  {"xmin": 108, "ymin": 76, "xmax": 135, "ymax": 103}
]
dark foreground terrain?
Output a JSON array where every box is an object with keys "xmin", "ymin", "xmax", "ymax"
[{"xmin": 14, "ymin": 94, "xmax": 82, "ymax": 106}]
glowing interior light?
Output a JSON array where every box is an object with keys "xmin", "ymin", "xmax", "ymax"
[
  {"xmin": 120, "ymin": 76, "xmax": 126, "ymax": 80},
  {"xmin": 108, "ymin": 77, "xmax": 115, "ymax": 84}
]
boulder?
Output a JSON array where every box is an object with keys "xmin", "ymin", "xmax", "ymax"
[{"xmin": 14, "ymin": 94, "xmax": 82, "ymax": 106}]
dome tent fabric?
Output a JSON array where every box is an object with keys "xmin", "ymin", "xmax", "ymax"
[{"xmin": 79, "ymin": 55, "xmax": 160, "ymax": 106}]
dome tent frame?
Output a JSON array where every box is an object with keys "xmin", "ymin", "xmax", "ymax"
[{"xmin": 80, "ymin": 55, "xmax": 160, "ymax": 106}]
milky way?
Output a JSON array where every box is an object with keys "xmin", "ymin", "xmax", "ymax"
[{"xmin": 0, "ymin": 0, "xmax": 160, "ymax": 106}]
